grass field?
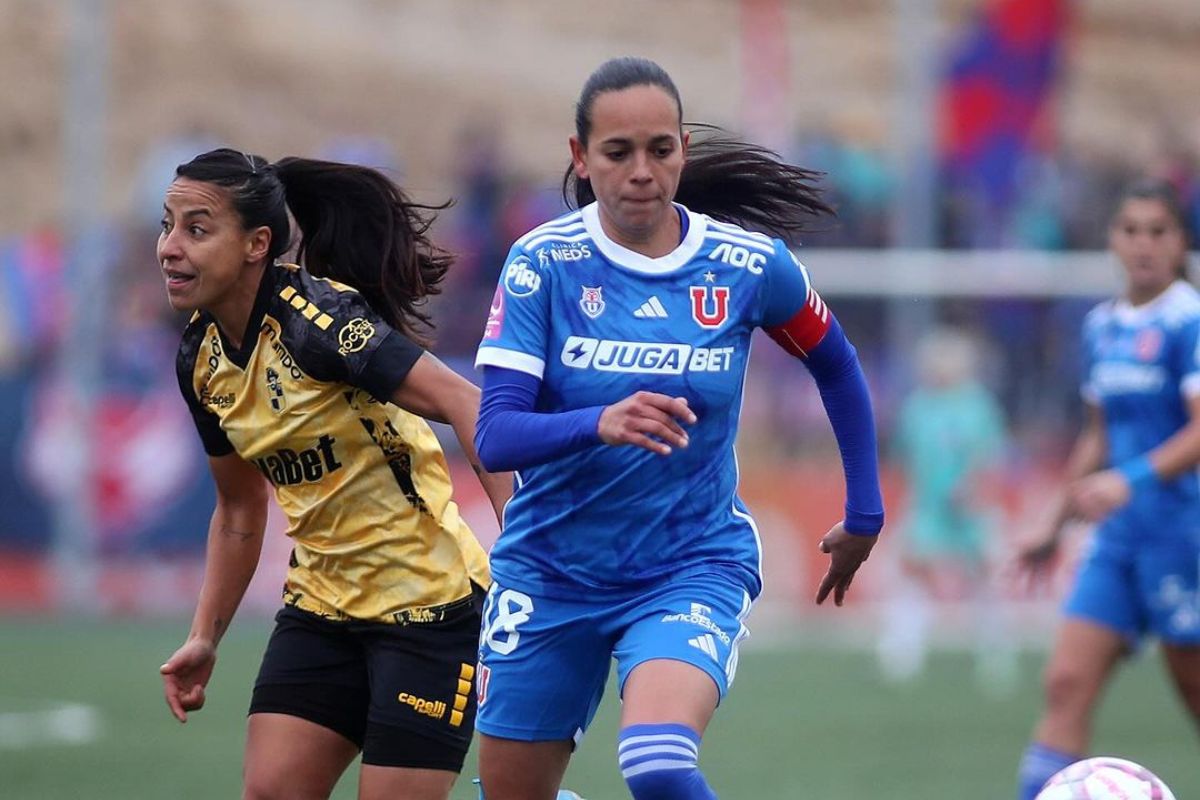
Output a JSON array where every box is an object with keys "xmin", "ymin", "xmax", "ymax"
[{"xmin": 1, "ymin": 615, "xmax": 1195, "ymax": 799}]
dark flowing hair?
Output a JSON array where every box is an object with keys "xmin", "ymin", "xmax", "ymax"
[
  {"xmin": 1112, "ymin": 178, "xmax": 1193, "ymax": 279},
  {"xmin": 174, "ymin": 148, "xmax": 452, "ymax": 345},
  {"xmin": 562, "ymin": 56, "xmax": 834, "ymax": 242}
]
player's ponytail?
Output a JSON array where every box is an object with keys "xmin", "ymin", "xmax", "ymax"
[
  {"xmin": 671, "ymin": 125, "xmax": 833, "ymax": 242},
  {"xmin": 272, "ymin": 158, "xmax": 452, "ymax": 346},
  {"xmin": 562, "ymin": 57, "xmax": 833, "ymax": 243},
  {"xmin": 175, "ymin": 148, "xmax": 452, "ymax": 346}
]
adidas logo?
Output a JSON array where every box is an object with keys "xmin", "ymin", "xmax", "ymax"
[
  {"xmin": 633, "ymin": 296, "xmax": 669, "ymax": 319},
  {"xmin": 688, "ymin": 634, "xmax": 719, "ymax": 661}
]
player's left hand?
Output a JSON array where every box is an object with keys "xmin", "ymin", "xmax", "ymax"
[
  {"xmin": 160, "ymin": 638, "xmax": 217, "ymax": 723},
  {"xmin": 815, "ymin": 523, "xmax": 877, "ymax": 606},
  {"xmin": 1069, "ymin": 469, "xmax": 1131, "ymax": 522}
]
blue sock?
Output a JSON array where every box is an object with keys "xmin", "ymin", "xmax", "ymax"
[
  {"xmin": 1017, "ymin": 742, "xmax": 1079, "ymax": 800},
  {"xmin": 618, "ymin": 723, "xmax": 717, "ymax": 800}
]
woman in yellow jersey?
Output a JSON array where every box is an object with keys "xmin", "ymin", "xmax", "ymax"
[{"xmin": 157, "ymin": 148, "xmax": 508, "ymax": 800}]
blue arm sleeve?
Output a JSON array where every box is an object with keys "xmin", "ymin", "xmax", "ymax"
[
  {"xmin": 802, "ymin": 317, "xmax": 885, "ymax": 534},
  {"xmin": 475, "ymin": 366, "xmax": 605, "ymax": 472}
]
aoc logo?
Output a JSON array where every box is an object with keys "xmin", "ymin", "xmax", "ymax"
[
  {"xmin": 265, "ymin": 367, "xmax": 286, "ymax": 413},
  {"xmin": 337, "ymin": 318, "xmax": 375, "ymax": 355},
  {"xmin": 561, "ymin": 336, "xmax": 733, "ymax": 374},
  {"xmin": 253, "ymin": 434, "xmax": 343, "ymax": 486},
  {"xmin": 504, "ymin": 256, "xmax": 542, "ymax": 297},
  {"xmin": 708, "ymin": 242, "xmax": 766, "ymax": 275}
]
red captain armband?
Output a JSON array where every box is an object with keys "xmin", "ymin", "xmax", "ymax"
[{"xmin": 764, "ymin": 288, "xmax": 831, "ymax": 358}]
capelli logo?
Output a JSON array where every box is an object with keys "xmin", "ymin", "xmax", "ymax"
[
  {"xmin": 199, "ymin": 388, "xmax": 235, "ymax": 408},
  {"xmin": 397, "ymin": 692, "xmax": 446, "ymax": 720}
]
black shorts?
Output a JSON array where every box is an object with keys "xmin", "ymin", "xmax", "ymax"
[{"xmin": 249, "ymin": 591, "xmax": 482, "ymax": 770}]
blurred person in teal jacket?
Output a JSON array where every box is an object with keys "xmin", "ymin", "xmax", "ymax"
[{"xmin": 878, "ymin": 326, "xmax": 1014, "ymax": 689}]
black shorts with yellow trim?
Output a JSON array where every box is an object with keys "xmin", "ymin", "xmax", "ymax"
[{"xmin": 249, "ymin": 588, "xmax": 483, "ymax": 770}]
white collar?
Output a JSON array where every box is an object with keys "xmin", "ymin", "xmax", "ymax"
[
  {"xmin": 581, "ymin": 202, "xmax": 707, "ymax": 275},
  {"xmin": 1112, "ymin": 280, "xmax": 1188, "ymax": 325}
]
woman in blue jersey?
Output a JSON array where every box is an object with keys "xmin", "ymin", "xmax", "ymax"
[
  {"xmin": 471, "ymin": 57, "xmax": 884, "ymax": 800},
  {"xmin": 1016, "ymin": 180, "xmax": 1200, "ymax": 800}
]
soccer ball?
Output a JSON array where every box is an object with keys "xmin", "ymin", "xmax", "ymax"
[{"xmin": 1035, "ymin": 756, "xmax": 1176, "ymax": 800}]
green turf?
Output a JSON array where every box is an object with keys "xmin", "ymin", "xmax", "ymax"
[{"xmin": 0, "ymin": 617, "xmax": 1194, "ymax": 799}]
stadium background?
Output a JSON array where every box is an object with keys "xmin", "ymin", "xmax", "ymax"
[{"xmin": 0, "ymin": 0, "xmax": 1197, "ymax": 796}]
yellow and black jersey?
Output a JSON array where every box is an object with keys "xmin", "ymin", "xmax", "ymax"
[{"xmin": 176, "ymin": 263, "xmax": 490, "ymax": 623}]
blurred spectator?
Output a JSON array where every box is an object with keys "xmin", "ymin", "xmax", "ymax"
[{"xmin": 876, "ymin": 327, "xmax": 1016, "ymax": 691}]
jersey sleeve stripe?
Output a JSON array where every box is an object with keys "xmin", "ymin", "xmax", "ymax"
[
  {"xmin": 808, "ymin": 289, "xmax": 828, "ymax": 322},
  {"xmin": 476, "ymin": 347, "xmax": 546, "ymax": 379},
  {"xmin": 765, "ymin": 288, "xmax": 832, "ymax": 356},
  {"xmin": 707, "ymin": 220, "xmax": 774, "ymax": 245},
  {"xmin": 704, "ymin": 231, "xmax": 776, "ymax": 255},
  {"xmin": 523, "ymin": 231, "xmax": 592, "ymax": 251},
  {"xmin": 515, "ymin": 214, "xmax": 585, "ymax": 246}
]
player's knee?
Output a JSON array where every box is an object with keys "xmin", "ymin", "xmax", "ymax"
[
  {"xmin": 618, "ymin": 724, "xmax": 715, "ymax": 800},
  {"xmin": 1041, "ymin": 662, "xmax": 1093, "ymax": 713},
  {"xmin": 1170, "ymin": 660, "xmax": 1200, "ymax": 715},
  {"xmin": 243, "ymin": 764, "xmax": 333, "ymax": 800},
  {"xmin": 241, "ymin": 775, "xmax": 286, "ymax": 800}
]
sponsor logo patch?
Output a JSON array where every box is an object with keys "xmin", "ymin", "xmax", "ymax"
[
  {"xmin": 560, "ymin": 336, "xmax": 734, "ymax": 374},
  {"xmin": 265, "ymin": 367, "xmax": 286, "ymax": 413},
  {"xmin": 337, "ymin": 318, "xmax": 375, "ymax": 355},
  {"xmin": 483, "ymin": 286, "xmax": 505, "ymax": 340},
  {"xmin": 397, "ymin": 692, "xmax": 446, "ymax": 720},
  {"xmin": 503, "ymin": 256, "xmax": 542, "ymax": 297},
  {"xmin": 580, "ymin": 286, "xmax": 605, "ymax": 319},
  {"xmin": 538, "ymin": 242, "xmax": 592, "ymax": 264}
]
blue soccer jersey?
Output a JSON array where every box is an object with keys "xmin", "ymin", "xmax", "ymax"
[
  {"xmin": 475, "ymin": 202, "xmax": 818, "ymax": 598},
  {"xmin": 1081, "ymin": 280, "xmax": 1200, "ymax": 540}
]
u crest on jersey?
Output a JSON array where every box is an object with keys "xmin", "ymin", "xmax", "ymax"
[
  {"xmin": 690, "ymin": 286, "xmax": 730, "ymax": 329},
  {"xmin": 580, "ymin": 286, "xmax": 605, "ymax": 319}
]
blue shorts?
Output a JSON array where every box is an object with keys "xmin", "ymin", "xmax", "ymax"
[
  {"xmin": 1064, "ymin": 528, "xmax": 1200, "ymax": 646},
  {"xmin": 474, "ymin": 572, "xmax": 754, "ymax": 742}
]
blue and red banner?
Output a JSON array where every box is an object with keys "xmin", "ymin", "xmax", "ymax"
[{"xmin": 940, "ymin": 0, "xmax": 1070, "ymax": 212}]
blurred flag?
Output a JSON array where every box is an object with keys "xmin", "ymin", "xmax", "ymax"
[
  {"xmin": 0, "ymin": 229, "xmax": 66, "ymax": 358},
  {"xmin": 940, "ymin": 0, "xmax": 1070, "ymax": 214},
  {"xmin": 739, "ymin": 0, "xmax": 791, "ymax": 154}
]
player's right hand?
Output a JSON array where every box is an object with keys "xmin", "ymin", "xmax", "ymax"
[
  {"xmin": 598, "ymin": 391, "xmax": 696, "ymax": 456},
  {"xmin": 815, "ymin": 523, "xmax": 877, "ymax": 606},
  {"xmin": 160, "ymin": 638, "xmax": 217, "ymax": 723},
  {"xmin": 1008, "ymin": 523, "xmax": 1063, "ymax": 596}
]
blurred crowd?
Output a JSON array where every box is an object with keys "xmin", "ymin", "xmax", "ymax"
[{"xmin": 0, "ymin": 121, "xmax": 1197, "ymax": 558}]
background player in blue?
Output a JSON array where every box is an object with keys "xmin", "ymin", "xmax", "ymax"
[
  {"xmin": 471, "ymin": 57, "xmax": 884, "ymax": 800},
  {"xmin": 157, "ymin": 149, "xmax": 508, "ymax": 800},
  {"xmin": 1015, "ymin": 180, "xmax": 1200, "ymax": 799}
]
